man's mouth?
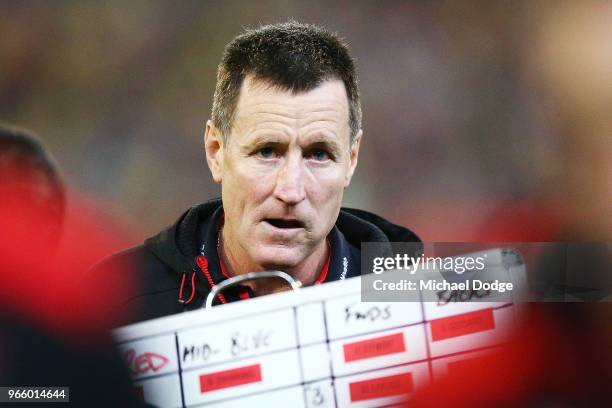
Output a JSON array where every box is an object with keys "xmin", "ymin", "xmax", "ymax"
[{"xmin": 264, "ymin": 218, "xmax": 305, "ymax": 229}]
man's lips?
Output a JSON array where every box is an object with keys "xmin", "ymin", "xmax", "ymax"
[{"xmin": 263, "ymin": 218, "xmax": 305, "ymax": 229}]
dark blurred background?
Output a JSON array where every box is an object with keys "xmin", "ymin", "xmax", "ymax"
[{"xmin": 1, "ymin": 0, "xmax": 609, "ymax": 244}]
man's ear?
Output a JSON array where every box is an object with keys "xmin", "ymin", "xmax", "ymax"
[
  {"xmin": 345, "ymin": 129, "xmax": 362, "ymax": 188},
  {"xmin": 204, "ymin": 120, "xmax": 224, "ymax": 184}
]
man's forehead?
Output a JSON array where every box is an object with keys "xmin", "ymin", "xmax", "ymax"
[{"xmin": 233, "ymin": 76, "xmax": 350, "ymax": 125}]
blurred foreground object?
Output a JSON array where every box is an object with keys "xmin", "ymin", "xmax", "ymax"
[
  {"xmin": 529, "ymin": 0, "xmax": 612, "ymax": 240},
  {"xmin": 411, "ymin": 2, "xmax": 612, "ymax": 405},
  {"xmin": 0, "ymin": 124, "xmax": 137, "ymax": 337},
  {"xmin": 0, "ymin": 123, "xmax": 64, "ymax": 247},
  {"xmin": 410, "ymin": 304, "xmax": 611, "ymax": 407},
  {"xmin": 0, "ymin": 124, "xmax": 144, "ymax": 406}
]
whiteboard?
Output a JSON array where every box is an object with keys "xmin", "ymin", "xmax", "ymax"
[{"xmin": 114, "ymin": 248, "xmax": 525, "ymax": 407}]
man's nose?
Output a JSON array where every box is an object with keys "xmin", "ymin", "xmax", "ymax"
[{"xmin": 273, "ymin": 153, "xmax": 306, "ymax": 205}]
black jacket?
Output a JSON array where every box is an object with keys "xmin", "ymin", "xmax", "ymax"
[{"xmin": 95, "ymin": 199, "xmax": 421, "ymax": 326}]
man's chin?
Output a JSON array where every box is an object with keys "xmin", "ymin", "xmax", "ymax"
[{"xmin": 250, "ymin": 247, "xmax": 304, "ymax": 271}]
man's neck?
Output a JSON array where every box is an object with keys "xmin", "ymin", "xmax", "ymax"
[{"xmin": 218, "ymin": 227, "xmax": 329, "ymax": 294}]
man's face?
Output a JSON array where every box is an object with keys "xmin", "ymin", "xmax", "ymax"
[{"xmin": 205, "ymin": 77, "xmax": 361, "ymax": 270}]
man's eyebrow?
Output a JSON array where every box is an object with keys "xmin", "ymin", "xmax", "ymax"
[{"xmin": 301, "ymin": 133, "xmax": 343, "ymax": 150}]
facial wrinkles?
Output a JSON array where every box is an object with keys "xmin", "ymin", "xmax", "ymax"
[
  {"xmin": 229, "ymin": 149, "xmax": 340, "ymax": 241},
  {"xmin": 228, "ymin": 83, "xmax": 348, "ymax": 199},
  {"xmin": 236, "ymin": 130, "xmax": 344, "ymax": 163},
  {"xmin": 235, "ymin": 94, "xmax": 345, "ymax": 129},
  {"xmin": 235, "ymin": 123, "xmax": 349, "ymax": 170}
]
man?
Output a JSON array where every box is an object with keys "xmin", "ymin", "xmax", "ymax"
[{"xmin": 97, "ymin": 22, "xmax": 421, "ymax": 325}]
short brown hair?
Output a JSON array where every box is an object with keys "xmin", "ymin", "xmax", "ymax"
[{"xmin": 211, "ymin": 21, "xmax": 361, "ymax": 143}]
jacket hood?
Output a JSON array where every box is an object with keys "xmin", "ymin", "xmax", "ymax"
[{"xmin": 144, "ymin": 198, "xmax": 421, "ymax": 276}]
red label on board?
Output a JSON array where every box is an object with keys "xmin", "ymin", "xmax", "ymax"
[
  {"xmin": 447, "ymin": 355, "xmax": 490, "ymax": 376},
  {"xmin": 199, "ymin": 364, "xmax": 262, "ymax": 393},
  {"xmin": 349, "ymin": 372, "xmax": 413, "ymax": 402},
  {"xmin": 430, "ymin": 308, "xmax": 495, "ymax": 341},
  {"xmin": 344, "ymin": 332, "xmax": 406, "ymax": 362}
]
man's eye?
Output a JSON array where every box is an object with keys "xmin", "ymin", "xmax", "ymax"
[
  {"xmin": 256, "ymin": 147, "xmax": 277, "ymax": 159},
  {"xmin": 307, "ymin": 149, "xmax": 330, "ymax": 161}
]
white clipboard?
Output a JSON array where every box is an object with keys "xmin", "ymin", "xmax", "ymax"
[{"xmin": 114, "ymin": 248, "xmax": 526, "ymax": 407}]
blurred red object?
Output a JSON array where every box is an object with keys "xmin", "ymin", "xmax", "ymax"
[
  {"xmin": 409, "ymin": 304, "xmax": 612, "ymax": 407},
  {"xmin": 0, "ymin": 176, "xmax": 140, "ymax": 342}
]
